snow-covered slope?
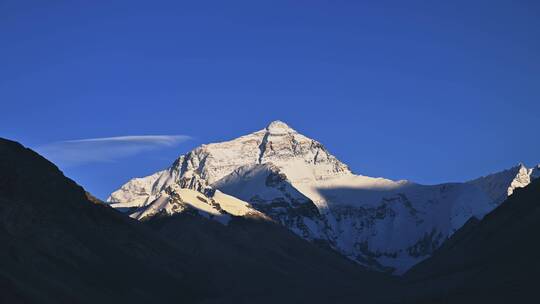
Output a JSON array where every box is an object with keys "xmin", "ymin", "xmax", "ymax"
[
  {"xmin": 108, "ymin": 121, "xmax": 539, "ymax": 273},
  {"xmin": 110, "ymin": 184, "xmax": 264, "ymax": 225}
]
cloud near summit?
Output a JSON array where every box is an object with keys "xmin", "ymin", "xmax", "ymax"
[{"xmin": 36, "ymin": 135, "xmax": 191, "ymax": 167}]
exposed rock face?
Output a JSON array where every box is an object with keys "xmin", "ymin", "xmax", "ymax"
[
  {"xmin": 468, "ymin": 164, "xmax": 538, "ymax": 203},
  {"xmin": 108, "ymin": 121, "xmax": 540, "ymax": 273}
]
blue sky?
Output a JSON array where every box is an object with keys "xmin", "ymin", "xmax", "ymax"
[{"xmin": 1, "ymin": 1, "xmax": 539, "ymax": 199}]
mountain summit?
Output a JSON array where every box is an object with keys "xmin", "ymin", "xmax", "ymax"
[
  {"xmin": 109, "ymin": 120, "xmax": 353, "ymax": 208},
  {"xmin": 265, "ymin": 120, "xmax": 295, "ymax": 134},
  {"xmin": 108, "ymin": 121, "xmax": 539, "ymax": 273}
]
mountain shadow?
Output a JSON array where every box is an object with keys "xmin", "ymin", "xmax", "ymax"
[{"xmin": 146, "ymin": 213, "xmax": 396, "ymax": 303}]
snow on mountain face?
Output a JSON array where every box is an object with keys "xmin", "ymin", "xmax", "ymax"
[
  {"xmin": 108, "ymin": 120, "xmax": 353, "ymax": 209},
  {"xmin": 212, "ymin": 163, "xmax": 329, "ymax": 239},
  {"xmin": 110, "ymin": 184, "xmax": 264, "ymax": 224},
  {"xmin": 175, "ymin": 120, "xmax": 354, "ymax": 195},
  {"xmin": 108, "ymin": 121, "xmax": 540, "ymax": 274}
]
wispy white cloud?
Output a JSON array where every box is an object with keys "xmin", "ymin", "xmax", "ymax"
[{"xmin": 36, "ymin": 135, "xmax": 191, "ymax": 167}]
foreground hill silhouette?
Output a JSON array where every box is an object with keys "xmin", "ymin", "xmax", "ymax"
[
  {"xmin": 0, "ymin": 138, "xmax": 393, "ymax": 303},
  {"xmin": 4, "ymin": 136, "xmax": 539, "ymax": 303},
  {"xmin": 400, "ymin": 178, "xmax": 540, "ymax": 303},
  {"xmin": 0, "ymin": 138, "xmax": 214, "ymax": 303}
]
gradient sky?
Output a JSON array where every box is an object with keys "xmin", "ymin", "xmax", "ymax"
[{"xmin": 1, "ymin": 1, "xmax": 539, "ymax": 199}]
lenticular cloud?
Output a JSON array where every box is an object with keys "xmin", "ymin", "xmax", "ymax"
[{"xmin": 36, "ymin": 135, "xmax": 191, "ymax": 166}]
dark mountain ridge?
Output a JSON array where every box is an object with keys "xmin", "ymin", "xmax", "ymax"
[
  {"xmin": 399, "ymin": 178, "xmax": 540, "ymax": 303},
  {"xmin": 0, "ymin": 138, "xmax": 393, "ymax": 303},
  {"xmin": 3, "ymin": 136, "xmax": 540, "ymax": 303},
  {"xmin": 0, "ymin": 138, "xmax": 212, "ymax": 303}
]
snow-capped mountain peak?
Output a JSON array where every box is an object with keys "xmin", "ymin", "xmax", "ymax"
[
  {"xmin": 108, "ymin": 120, "xmax": 352, "ymax": 209},
  {"xmin": 265, "ymin": 120, "xmax": 295, "ymax": 134},
  {"xmin": 107, "ymin": 121, "xmax": 540, "ymax": 274}
]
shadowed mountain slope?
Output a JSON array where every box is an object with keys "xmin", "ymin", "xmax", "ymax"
[
  {"xmin": 399, "ymin": 179, "xmax": 540, "ymax": 303},
  {"xmin": 147, "ymin": 213, "xmax": 395, "ymax": 304},
  {"xmin": 0, "ymin": 138, "xmax": 394, "ymax": 303},
  {"xmin": 0, "ymin": 138, "xmax": 213, "ymax": 303}
]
